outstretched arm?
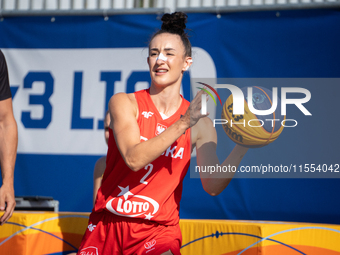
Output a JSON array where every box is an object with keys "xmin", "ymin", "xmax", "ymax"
[
  {"xmin": 0, "ymin": 97, "xmax": 18, "ymax": 225},
  {"xmin": 193, "ymin": 117, "xmax": 248, "ymax": 196}
]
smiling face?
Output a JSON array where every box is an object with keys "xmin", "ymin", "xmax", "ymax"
[{"xmin": 148, "ymin": 33, "xmax": 192, "ymax": 89}]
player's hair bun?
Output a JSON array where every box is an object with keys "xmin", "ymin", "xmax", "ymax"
[
  {"xmin": 161, "ymin": 12, "xmax": 188, "ymax": 36},
  {"xmin": 149, "ymin": 12, "xmax": 192, "ymax": 57}
]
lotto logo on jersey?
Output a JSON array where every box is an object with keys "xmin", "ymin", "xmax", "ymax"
[
  {"xmin": 156, "ymin": 123, "xmax": 167, "ymax": 136},
  {"xmin": 106, "ymin": 186, "xmax": 159, "ymax": 220},
  {"xmin": 79, "ymin": 246, "xmax": 98, "ymax": 255}
]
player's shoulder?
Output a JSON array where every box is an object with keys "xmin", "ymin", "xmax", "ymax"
[
  {"xmin": 95, "ymin": 155, "xmax": 106, "ymax": 167},
  {"xmin": 109, "ymin": 92, "xmax": 138, "ymax": 119},
  {"xmin": 94, "ymin": 156, "xmax": 107, "ymax": 177},
  {"xmin": 110, "ymin": 92, "xmax": 137, "ymax": 108},
  {"xmin": 110, "ymin": 92, "xmax": 136, "ymax": 102}
]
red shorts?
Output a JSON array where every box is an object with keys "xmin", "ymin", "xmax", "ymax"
[{"xmin": 77, "ymin": 211, "xmax": 182, "ymax": 255}]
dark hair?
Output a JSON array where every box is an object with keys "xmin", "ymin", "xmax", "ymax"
[{"xmin": 150, "ymin": 12, "xmax": 192, "ymax": 57}]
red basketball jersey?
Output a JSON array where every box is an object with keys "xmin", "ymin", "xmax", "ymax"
[{"xmin": 94, "ymin": 89, "xmax": 191, "ymax": 225}]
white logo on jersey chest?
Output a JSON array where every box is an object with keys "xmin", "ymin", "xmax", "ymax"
[
  {"xmin": 155, "ymin": 123, "xmax": 167, "ymax": 136},
  {"xmin": 142, "ymin": 111, "xmax": 154, "ymax": 119}
]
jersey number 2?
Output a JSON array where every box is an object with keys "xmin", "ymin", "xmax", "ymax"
[{"xmin": 140, "ymin": 163, "xmax": 153, "ymax": 185}]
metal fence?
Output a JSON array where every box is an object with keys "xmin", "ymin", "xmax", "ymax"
[{"xmin": 0, "ymin": 0, "xmax": 339, "ymax": 16}]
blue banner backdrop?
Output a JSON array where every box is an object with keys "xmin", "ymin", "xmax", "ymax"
[{"xmin": 1, "ymin": 10, "xmax": 340, "ymax": 224}]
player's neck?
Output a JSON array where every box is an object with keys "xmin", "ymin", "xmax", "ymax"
[{"xmin": 149, "ymin": 85, "xmax": 182, "ymax": 117}]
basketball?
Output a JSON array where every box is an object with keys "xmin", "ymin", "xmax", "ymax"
[{"xmin": 221, "ymin": 86, "xmax": 285, "ymax": 148}]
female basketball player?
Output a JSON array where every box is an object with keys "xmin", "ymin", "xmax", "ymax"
[{"xmin": 78, "ymin": 12, "xmax": 248, "ymax": 255}]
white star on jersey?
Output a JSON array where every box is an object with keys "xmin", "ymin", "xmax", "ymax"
[
  {"xmin": 117, "ymin": 185, "xmax": 134, "ymax": 200},
  {"xmin": 144, "ymin": 213, "xmax": 154, "ymax": 220}
]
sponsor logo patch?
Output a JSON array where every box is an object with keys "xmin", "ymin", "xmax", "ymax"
[
  {"xmin": 155, "ymin": 123, "xmax": 167, "ymax": 136},
  {"xmin": 142, "ymin": 111, "xmax": 154, "ymax": 119},
  {"xmin": 106, "ymin": 186, "xmax": 159, "ymax": 220},
  {"xmin": 79, "ymin": 246, "xmax": 99, "ymax": 255},
  {"xmin": 144, "ymin": 239, "xmax": 156, "ymax": 250}
]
